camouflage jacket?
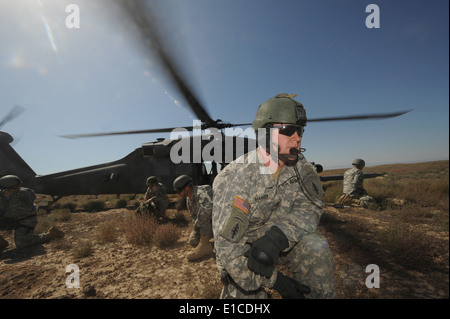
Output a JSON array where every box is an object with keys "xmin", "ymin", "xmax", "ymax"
[
  {"xmin": 212, "ymin": 149, "xmax": 324, "ymax": 291},
  {"xmin": 0, "ymin": 187, "xmax": 37, "ymax": 228},
  {"xmin": 343, "ymin": 167, "xmax": 368, "ymax": 198},
  {"xmin": 144, "ymin": 183, "xmax": 168, "ymax": 205},
  {"xmin": 187, "ymin": 185, "xmax": 213, "ymax": 234}
]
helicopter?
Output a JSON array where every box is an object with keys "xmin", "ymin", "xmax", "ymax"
[
  {"xmin": 0, "ymin": 1, "xmax": 407, "ymax": 199},
  {"xmin": 0, "ymin": 105, "xmax": 391, "ymax": 199}
]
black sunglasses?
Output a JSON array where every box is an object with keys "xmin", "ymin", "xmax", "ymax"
[{"xmin": 272, "ymin": 124, "xmax": 304, "ymax": 137}]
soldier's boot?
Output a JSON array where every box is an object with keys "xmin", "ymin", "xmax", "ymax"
[
  {"xmin": 188, "ymin": 229, "xmax": 200, "ymax": 247},
  {"xmin": 186, "ymin": 234, "xmax": 213, "ymax": 261},
  {"xmin": 0, "ymin": 235, "xmax": 9, "ymax": 252},
  {"xmin": 47, "ymin": 226, "xmax": 64, "ymax": 240}
]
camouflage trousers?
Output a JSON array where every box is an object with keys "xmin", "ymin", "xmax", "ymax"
[
  {"xmin": 14, "ymin": 225, "xmax": 51, "ymax": 249},
  {"xmin": 337, "ymin": 194, "xmax": 375, "ymax": 208},
  {"xmin": 220, "ymin": 231, "xmax": 336, "ymax": 299},
  {"xmin": 0, "ymin": 216, "xmax": 50, "ymax": 250},
  {"xmin": 337, "ymin": 194, "xmax": 361, "ymax": 207}
]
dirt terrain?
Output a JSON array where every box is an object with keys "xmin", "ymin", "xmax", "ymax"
[
  {"xmin": 1, "ymin": 203, "xmax": 448, "ymax": 299},
  {"xmin": 0, "ymin": 207, "xmax": 221, "ymax": 299}
]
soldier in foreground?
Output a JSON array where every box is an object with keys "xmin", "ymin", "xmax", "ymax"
[
  {"xmin": 136, "ymin": 176, "xmax": 169, "ymax": 220},
  {"xmin": 212, "ymin": 94, "xmax": 336, "ymax": 299},
  {"xmin": 337, "ymin": 158, "xmax": 375, "ymax": 208},
  {"xmin": 173, "ymin": 175, "xmax": 213, "ymax": 261},
  {"xmin": 0, "ymin": 175, "xmax": 64, "ymax": 252}
]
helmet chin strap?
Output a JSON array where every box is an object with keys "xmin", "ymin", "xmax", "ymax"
[
  {"xmin": 269, "ymin": 140, "xmax": 299, "ymax": 166},
  {"xmin": 278, "ymin": 148, "xmax": 300, "ymax": 166},
  {"xmin": 259, "ymin": 127, "xmax": 302, "ymax": 166}
]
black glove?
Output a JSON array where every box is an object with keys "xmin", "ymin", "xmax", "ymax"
[
  {"xmin": 245, "ymin": 226, "xmax": 289, "ymax": 278},
  {"xmin": 272, "ymin": 271, "xmax": 311, "ymax": 299}
]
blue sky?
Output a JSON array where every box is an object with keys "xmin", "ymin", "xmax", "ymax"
[{"xmin": 0, "ymin": 0, "xmax": 448, "ymax": 175}]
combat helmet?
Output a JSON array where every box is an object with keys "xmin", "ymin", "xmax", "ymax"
[
  {"xmin": 252, "ymin": 93, "xmax": 307, "ymax": 129},
  {"xmin": 146, "ymin": 176, "xmax": 158, "ymax": 185},
  {"xmin": 352, "ymin": 158, "xmax": 365, "ymax": 169},
  {"xmin": 0, "ymin": 175, "xmax": 22, "ymax": 189},
  {"xmin": 173, "ymin": 175, "xmax": 192, "ymax": 193},
  {"xmin": 252, "ymin": 94, "xmax": 307, "ymax": 166}
]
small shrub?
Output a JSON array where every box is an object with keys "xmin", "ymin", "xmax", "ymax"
[
  {"xmin": 123, "ymin": 214, "xmax": 158, "ymax": 246},
  {"xmin": 62, "ymin": 202, "xmax": 77, "ymax": 212},
  {"xmin": 116, "ymin": 199, "xmax": 128, "ymax": 208},
  {"xmin": 96, "ymin": 221, "xmax": 119, "ymax": 243},
  {"xmin": 35, "ymin": 208, "xmax": 71, "ymax": 233},
  {"xmin": 73, "ymin": 240, "xmax": 93, "ymax": 258},
  {"xmin": 52, "ymin": 208, "xmax": 72, "ymax": 222},
  {"xmin": 154, "ymin": 223, "xmax": 180, "ymax": 248},
  {"xmin": 84, "ymin": 200, "xmax": 106, "ymax": 212}
]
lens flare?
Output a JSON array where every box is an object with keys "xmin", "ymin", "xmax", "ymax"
[{"xmin": 41, "ymin": 14, "xmax": 58, "ymax": 53}]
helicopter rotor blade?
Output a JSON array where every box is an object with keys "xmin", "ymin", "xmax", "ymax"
[
  {"xmin": 306, "ymin": 110, "xmax": 411, "ymax": 123},
  {"xmin": 117, "ymin": 0, "xmax": 216, "ymax": 127},
  {"xmin": 61, "ymin": 109, "xmax": 411, "ymax": 139},
  {"xmin": 0, "ymin": 105, "xmax": 26, "ymax": 129},
  {"xmin": 59, "ymin": 0, "xmax": 411, "ymax": 140},
  {"xmin": 60, "ymin": 125, "xmax": 196, "ymax": 139},
  {"xmin": 199, "ymin": 109, "xmax": 411, "ymax": 129}
]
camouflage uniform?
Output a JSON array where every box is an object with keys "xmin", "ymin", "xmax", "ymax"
[
  {"xmin": 139, "ymin": 182, "xmax": 169, "ymax": 219},
  {"xmin": 187, "ymin": 185, "xmax": 213, "ymax": 244},
  {"xmin": 212, "ymin": 149, "xmax": 336, "ymax": 299},
  {"xmin": 0, "ymin": 187, "xmax": 50, "ymax": 249},
  {"xmin": 338, "ymin": 167, "xmax": 374, "ymax": 208}
]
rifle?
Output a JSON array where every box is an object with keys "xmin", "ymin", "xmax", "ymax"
[{"xmin": 323, "ymin": 203, "xmax": 350, "ymax": 209}]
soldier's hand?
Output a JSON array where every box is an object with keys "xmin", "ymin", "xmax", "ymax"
[
  {"xmin": 244, "ymin": 226, "xmax": 289, "ymax": 278},
  {"xmin": 272, "ymin": 271, "xmax": 311, "ymax": 299}
]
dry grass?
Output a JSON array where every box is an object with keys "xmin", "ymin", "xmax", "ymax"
[
  {"xmin": 153, "ymin": 222, "xmax": 181, "ymax": 249},
  {"xmin": 23, "ymin": 160, "xmax": 448, "ymax": 299},
  {"xmin": 95, "ymin": 220, "xmax": 120, "ymax": 243},
  {"xmin": 319, "ymin": 160, "xmax": 449, "ymax": 298},
  {"xmin": 122, "ymin": 214, "xmax": 158, "ymax": 246},
  {"xmin": 120, "ymin": 213, "xmax": 182, "ymax": 248},
  {"xmin": 35, "ymin": 208, "xmax": 72, "ymax": 233}
]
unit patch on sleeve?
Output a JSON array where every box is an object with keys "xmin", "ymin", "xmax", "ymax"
[{"xmin": 220, "ymin": 196, "xmax": 250, "ymax": 243}]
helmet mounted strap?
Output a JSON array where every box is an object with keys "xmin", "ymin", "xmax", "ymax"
[{"xmin": 257, "ymin": 125, "xmax": 299, "ymax": 166}]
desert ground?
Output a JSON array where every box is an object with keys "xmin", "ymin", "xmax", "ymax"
[{"xmin": 1, "ymin": 161, "xmax": 448, "ymax": 300}]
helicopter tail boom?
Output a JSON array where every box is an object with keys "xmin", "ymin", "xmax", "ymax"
[{"xmin": 0, "ymin": 131, "xmax": 37, "ymax": 187}]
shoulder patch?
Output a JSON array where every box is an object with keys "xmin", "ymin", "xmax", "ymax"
[
  {"xmin": 232, "ymin": 196, "xmax": 249, "ymax": 215},
  {"xmin": 297, "ymin": 162, "xmax": 324, "ymax": 206},
  {"xmin": 220, "ymin": 208, "xmax": 249, "ymax": 243}
]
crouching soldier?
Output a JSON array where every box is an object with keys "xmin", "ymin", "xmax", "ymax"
[
  {"xmin": 0, "ymin": 175, "xmax": 64, "ymax": 252},
  {"xmin": 173, "ymin": 175, "xmax": 213, "ymax": 262},
  {"xmin": 337, "ymin": 158, "xmax": 376, "ymax": 208},
  {"xmin": 136, "ymin": 176, "xmax": 169, "ymax": 220}
]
